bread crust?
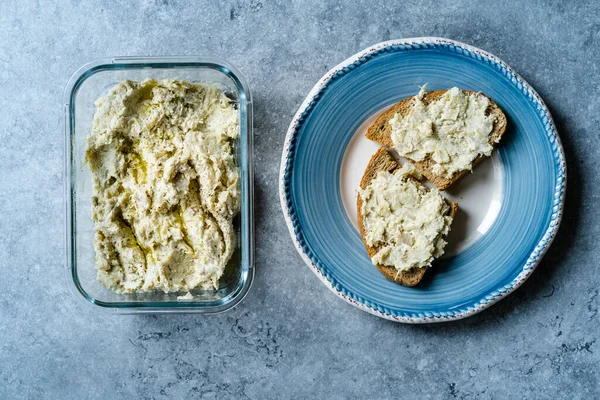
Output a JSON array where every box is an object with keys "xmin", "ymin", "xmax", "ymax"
[
  {"xmin": 365, "ymin": 90, "xmax": 507, "ymax": 190},
  {"xmin": 357, "ymin": 147, "xmax": 458, "ymax": 286}
]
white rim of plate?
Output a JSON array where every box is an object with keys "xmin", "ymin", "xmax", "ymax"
[{"xmin": 279, "ymin": 37, "xmax": 567, "ymax": 323}]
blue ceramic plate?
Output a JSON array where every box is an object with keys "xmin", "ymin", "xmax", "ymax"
[{"xmin": 280, "ymin": 38, "xmax": 566, "ymax": 323}]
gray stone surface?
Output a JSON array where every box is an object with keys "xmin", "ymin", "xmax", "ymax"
[{"xmin": 0, "ymin": 0, "xmax": 597, "ymax": 398}]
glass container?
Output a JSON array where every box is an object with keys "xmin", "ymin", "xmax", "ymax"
[{"xmin": 64, "ymin": 56, "xmax": 254, "ymax": 313}]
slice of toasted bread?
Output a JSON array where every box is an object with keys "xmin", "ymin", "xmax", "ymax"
[
  {"xmin": 366, "ymin": 89, "xmax": 507, "ymax": 190},
  {"xmin": 357, "ymin": 147, "xmax": 458, "ymax": 286}
]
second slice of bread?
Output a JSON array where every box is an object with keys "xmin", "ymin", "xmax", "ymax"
[
  {"xmin": 366, "ymin": 89, "xmax": 507, "ymax": 190},
  {"xmin": 357, "ymin": 147, "xmax": 458, "ymax": 286}
]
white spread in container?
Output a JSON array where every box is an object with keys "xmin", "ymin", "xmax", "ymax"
[
  {"xmin": 358, "ymin": 165, "xmax": 453, "ymax": 272},
  {"xmin": 389, "ymin": 86, "xmax": 495, "ymax": 178},
  {"xmin": 85, "ymin": 79, "xmax": 239, "ymax": 293},
  {"xmin": 177, "ymin": 292, "xmax": 194, "ymax": 301}
]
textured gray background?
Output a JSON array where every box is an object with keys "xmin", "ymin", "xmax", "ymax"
[{"xmin": 0, "ymin": 0, "xmax": 597, "ymax": 398}]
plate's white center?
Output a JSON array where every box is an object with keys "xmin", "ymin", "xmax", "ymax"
[{"xmin": 340, "ymin": 107, "xmax": 504, "ymax": 257}]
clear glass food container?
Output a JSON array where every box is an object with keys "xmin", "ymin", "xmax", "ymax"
[{"xmin": 64, "ymin": 57, "xmax": 254, "ymax": 313}]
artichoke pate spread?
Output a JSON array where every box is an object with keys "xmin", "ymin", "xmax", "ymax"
[
  {"xmin": 389, "ymin": 86, "xmax": 495, "ymax": 178},
  {"xmin": 358, "ymin": 165, "xmax": 453, "ymax": 272},
  {"xmin": 85, "ymin": 79, "xmax": 239, "ymax": 293}
]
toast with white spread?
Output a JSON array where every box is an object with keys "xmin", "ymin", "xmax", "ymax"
[
  {"xmin": 357, "ymin": 147, "xmax": 457, "ymax": 286},
  {"xmin": 366, "ymin": 86, "xmax": 507, "ymax": 190}
]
